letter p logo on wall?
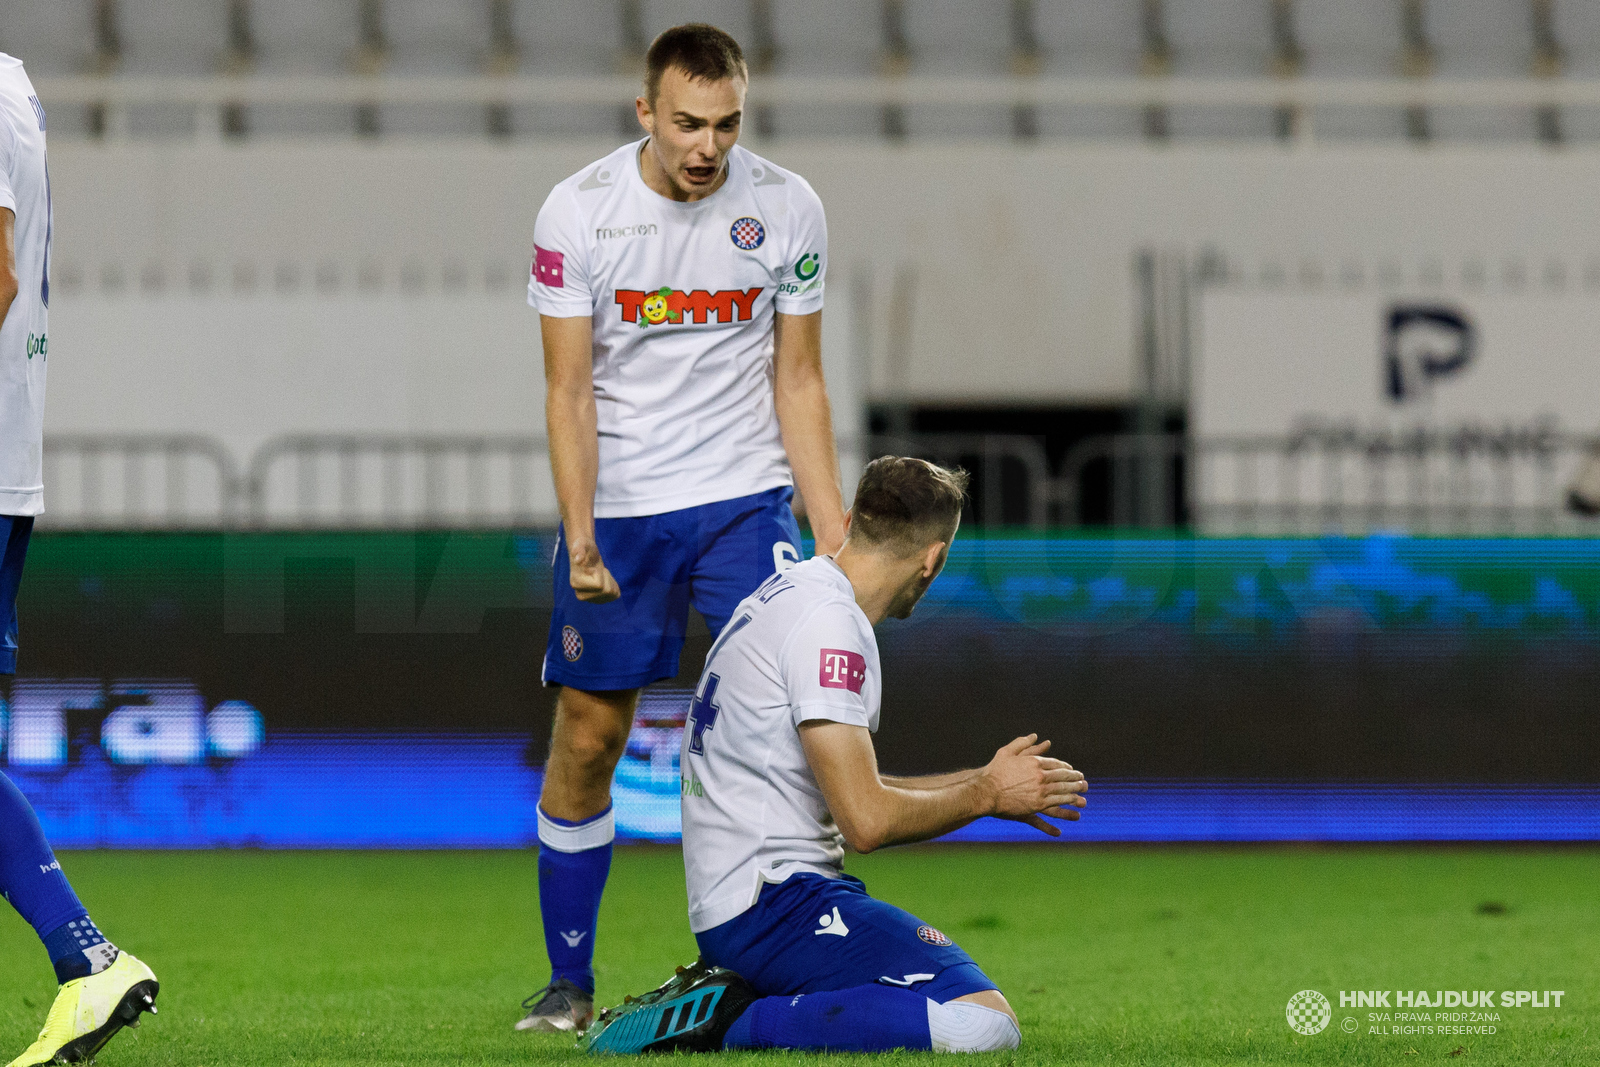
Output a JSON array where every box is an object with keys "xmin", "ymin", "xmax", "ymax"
[
  {"xmin": 1385, "ymin": 304, "xmax": 1474, "ymax": 401},
  {"xmin": 818, "ymin": 649, "xmax": 866, "ymax": 693}
]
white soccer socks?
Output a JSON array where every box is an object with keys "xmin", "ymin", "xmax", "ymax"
[{"xmin": 926, "ymin": 999, "xmax": 1022, "ymax": 1053}]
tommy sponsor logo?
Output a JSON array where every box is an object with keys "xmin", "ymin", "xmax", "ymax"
[
  {"xmin": 616, "ymin": 287, "xmax": 762, "ymax": 327},
  {"xmin": 596, "ymin": 223, "xmax": 658, "ymax": 240},
  {"xmin": 916, "ymin": 925, "xmax": 953, "ymax": 947},
  {"xmin": 533, "ymin": 245, "xmax": 565, "ymax": 289},
  {"xmin": 818, "ymin": 649, "xmax": 866, "ymax": 693},
  {"xmin": 814, "ymin": 907, "xmax": 850, "ymax": 937}
]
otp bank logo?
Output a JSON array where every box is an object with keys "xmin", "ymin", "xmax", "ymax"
[{"xmin": 616, "ymin": 287, "xmax": 763, "ymax": 328}]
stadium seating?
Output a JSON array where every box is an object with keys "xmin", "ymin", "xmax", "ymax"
[{"xmin": 2, "ymin": 0, "xmax": 1595, "ymax": 142}]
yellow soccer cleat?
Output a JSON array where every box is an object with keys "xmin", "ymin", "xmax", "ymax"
[{"xmin": 5, "ymin": 951, "xmax": 159, "ymax": 1067}]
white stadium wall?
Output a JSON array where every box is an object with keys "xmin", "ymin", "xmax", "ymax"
[
  {"xmin": 40, "ymin": 139, "xmax": 1600, "ymax": 462},
  {"xmin": 1197, "ymin": 291, "xmax": 1600, "ymax": 439}
]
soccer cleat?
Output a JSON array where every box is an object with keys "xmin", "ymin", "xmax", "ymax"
[
  {"xmin": 5, "ymin": 951, "xmax": 159, "ymax": 1067},
  {"xmin": 583, "ymin": 960, "xmax": 760, "ymax": 1055},
  {"xmin": 515, "ymin": 978, "xmax": 594, "ymax": 1033}
]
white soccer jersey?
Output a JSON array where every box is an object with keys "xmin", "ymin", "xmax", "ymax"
[
  {"xmin": 528, "ymin": 139, "xmax": 827, "ymax": 519},
  {"xmin": 0, "ymin": 55, "xmax": 50, "ymax": 517},
  {"xmin": 679, "ymin": 555, "xmax": 881, "ymax": 933}
]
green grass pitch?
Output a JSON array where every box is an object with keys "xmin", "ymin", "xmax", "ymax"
[{"xmin": 0, "ymin": 846, "xmax": 1593, "ymax": 1065}]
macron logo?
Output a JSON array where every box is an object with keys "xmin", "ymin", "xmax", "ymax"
[
  {"xmin": 819, "ymin": 649, "xmax": 866, "ymax": 694},
  {"xmin": 560, "ymin": 929, "xmax": 588, "ymax": 948},
  {"xmin": 814, "ymin": 907, "xmax": 849, "ymax": 937}
]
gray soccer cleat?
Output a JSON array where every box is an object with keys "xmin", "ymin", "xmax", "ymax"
[{"xmin": 516, "ymin": 978, "xmax": 594, "ymax": 1033}]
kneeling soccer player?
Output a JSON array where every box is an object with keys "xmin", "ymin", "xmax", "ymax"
[{"xmin": 586, "ymin": 457, "xmax": 1088, "ymax": 1054}]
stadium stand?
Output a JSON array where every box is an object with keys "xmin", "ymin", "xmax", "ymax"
[
  {"xmin": 0, "ymin": 0, "xmax": 1595, "ymax": 142},
  {"xmin": 13, "ymin": 1, "xmax": 1600, "ymax": 532}
]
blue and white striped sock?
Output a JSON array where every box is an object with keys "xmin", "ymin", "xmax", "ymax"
[{"xmin": 537, "ymin": 804, "xmax": 614, "ymax": 996}]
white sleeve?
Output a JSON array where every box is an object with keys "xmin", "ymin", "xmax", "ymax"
[
  {"xmin": 780, "ymin": 602, "xmax": 872, "ymax": 729},
  {"xmin": 774, "ymin": 176, "xmax": 826, "ymax": 316},
  {"xmin": 526, "ymin": 184, "xmax": 593, "ymax": 317},
  {"xmin": 0, "ymin": 119, "xmax": 17, "ymax": 214}
]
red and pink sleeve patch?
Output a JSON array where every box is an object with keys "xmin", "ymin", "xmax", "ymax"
[{"xmin": 533, "ymin": 244, "xmax": 565, "ymax": 289}]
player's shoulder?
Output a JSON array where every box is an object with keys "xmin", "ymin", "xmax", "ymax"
[
  {"xmin": 541, "ymin": 140, "xmax": 641, "ymax": 218},
  {"xmin": 0, "ymin": 57, "xmax": 31, "ymax": 153},
  {"xmin": 768, "ymin": 559, "xmax": 870, "ymax": 640},
  {"xmin": 0, "ymin": 54, "xmax": 32, "ymax": 96},
  {"xmin": 731, "ymin": 145, "xmax": 823, "ymax": 216},
  {"xmin": 0, "ymin": 54, "xmax": 29, "ymax": 105}
]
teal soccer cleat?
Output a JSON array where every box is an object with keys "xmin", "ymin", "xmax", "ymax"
[{"xmin": 583, "ymin": 961, "xmax": 760, "ymax": 1054}]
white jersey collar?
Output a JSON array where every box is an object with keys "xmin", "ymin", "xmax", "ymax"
[{"xmin": 630, "ymin": 137, "xmax": 741, "ymax": 212}]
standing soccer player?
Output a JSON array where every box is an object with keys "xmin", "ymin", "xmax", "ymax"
[
  {"xmin": 519, "ymin": 24, "xmax": 846, "ymax": 1032},
  {"xmin": 0, "ymin": 54, "xmax": 159, "ymax": 1067}
]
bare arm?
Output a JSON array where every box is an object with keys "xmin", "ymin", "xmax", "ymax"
[
  {"xmin": 773, "ymin": 310, "xmax": 846, "ymax": 556},
  {"xmin": 884, "ymin": 767, "xmax": 1086, "ymax": 826},
  {"xmin": 799, "ymin": 722, "xmax": 1087, "ymax": 853},
  {"xmin": 0, "ymin": 209, "xmax": 17, "ymax": 327},
  {"xmin": 542, "ymin": 313, "xmax": 619, "ymax": 603},
  {"xmin": 880, "ymin": 769, "xmax": 983, "ymax": 791}
]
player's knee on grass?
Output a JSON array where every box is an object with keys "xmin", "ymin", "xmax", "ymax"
[{"xmin": 926, "ymin": 999, "xmax": 1022, "ymax": 1053}]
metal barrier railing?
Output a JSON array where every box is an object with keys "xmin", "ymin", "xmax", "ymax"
[
  {"xmin": 1058, "ymin": 429, "xmax": 1600, "ymax": 535},
  {"xmin": 38, "ymin": 434, "xmax": 240, "ymax": 529},
  {"xmin": 244, "ymin": 433, "xmax": 555, "ymax": 529},
  {"xmin": 34, "ymin": 430, "xmax": 1600, "ymax": 534}
]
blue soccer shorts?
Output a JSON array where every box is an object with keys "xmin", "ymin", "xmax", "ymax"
[
  {"xmin": 0, "ymin": 514, "xmax": 34, "ymax": 676},
  {"xmin": 694, "ymin": 873, "xmax": 999, "ymax": 1003},
  {"xmin": 542, "ymin": 486, "xmax": 803, "ymax": 692}
]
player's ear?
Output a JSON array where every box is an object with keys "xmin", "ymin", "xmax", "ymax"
[
  {"xmin": 921, "ymin": 540, "xmax": 948, "ymax": 578},
  {"xmin": 635, "ymin": 95, "xmax": 653, "ymax": 134},
  {"xmin": 841, "ymin": 509, "xmax": 854, "ymax": 537}
]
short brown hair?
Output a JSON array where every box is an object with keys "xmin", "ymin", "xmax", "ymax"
[
  {"xmin": 849, "ymin": 457, "xmax": 970, "ymax": 554},
  {"xmin": 645, "ymin": 24, "xmax": 748, "ymax": 103}
]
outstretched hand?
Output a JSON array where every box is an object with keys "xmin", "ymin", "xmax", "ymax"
[
  {"xmin": 982, "ymin": 734, "xmax": 1088, "ymax": 838},
  {"xmin": 567, "ymin": 538, "xmax": 621, "ymax": 603}
]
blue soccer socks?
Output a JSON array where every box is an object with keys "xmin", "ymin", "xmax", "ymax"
[
  {"xmin": 0, "ymin": 770, "xmax": 115, "ymax": 983},
  {"xmin": 41, "ymin": 915, "xmax": 119, "ymax": 983},
  {"xmin": 722, "ymin": 984, "xmax": 934, "ymax": 1052},
  {"xmin": 537, "ymin": 804, "xmax": 614, "ymax": 996}
]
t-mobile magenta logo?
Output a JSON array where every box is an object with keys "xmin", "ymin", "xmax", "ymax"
[
  {"xmin": 533, "ymin": 244, "xmax": 565, "ymax": 289},
  {"xmin": 818, "ymin": 649, "xmax": 866, "ymax": 693}
]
